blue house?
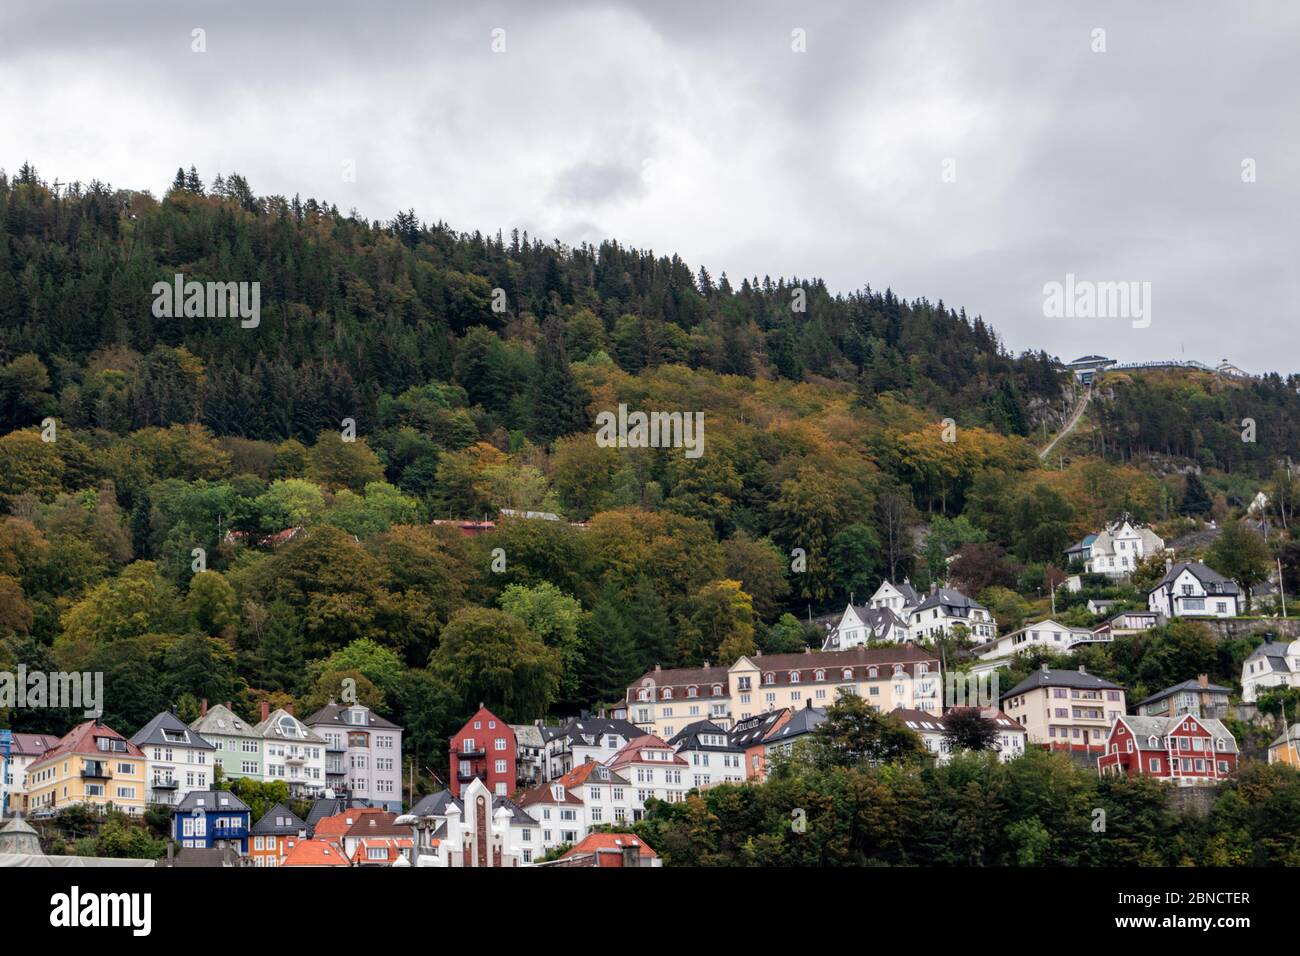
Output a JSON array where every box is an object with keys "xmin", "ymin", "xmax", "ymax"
[{"xmin": 173, "ymin": 789, "xmax": 251, "ymax": 856}]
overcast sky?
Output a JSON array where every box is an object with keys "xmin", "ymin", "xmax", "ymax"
[{"xmin": 4, "ymin": 0, "xmax": 1298, "ymax": 373}]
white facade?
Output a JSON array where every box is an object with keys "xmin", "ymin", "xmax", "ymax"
[
  {"xmin": 1148, "ymin": 565, "xmax": 1240, "ymax": 618},
  {"xmin": 1242, "ymin": 641, "xmax": 1300, "ymax": 703},
  {"xmin": 908, "ymin": 590, "xmax": 996, "ymax": 642},
  {"xmin": 1084, "ymin": 520, "xmax": 1165, "ymax": 577},
  {"xmin": 974, "ymin": 619, "xmax": 1099, "ymax": 661},
  {"xmin": 257, "ymin": 710, "xmax": 327, "ymax": 797},
  {"xmin": 824, "ymin": 603, "xmax": 910, "ymax": 649},
  {"xmin": 868, "ymin": 580, "xmax": 919, "ymax": 616},
  {"xmin": 142, "ymin": 740, "xmax": 212, "ymax": 806},
  {"xmin": 606, "ymin": 737, "xmax": 691, "ymax": 819},
  {"xmin": 418, "ymin": 778, "xmax": 525, "ymax": 867}
]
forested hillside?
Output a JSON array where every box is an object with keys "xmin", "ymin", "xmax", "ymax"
[{"xmin": 1, "ymin": 163, "xmax": 1296, "ymax": 781}]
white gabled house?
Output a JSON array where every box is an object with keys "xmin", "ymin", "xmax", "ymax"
[
  {"xmin": 1067, "ymin": 518, "xmax": 1165, "ymax": 577},
  {"xmin": 1241, "ymin": 640, "xmax": 1300, "ymax": 702},
  {"xmin": 972, "ymin": 618, "xmax": 1101, "ymax": 662},
  {"xmin": 867, "ymin": 579, "xmax": 922, "ymax": 617},
  {"xmin": 908, "ymin": 588, "xmax": 996, "ymax": 642},
  {"xmin": 1147, "ymin": 562, "xmax": 1240, "ymax": 619},
  {"xmin": 823, "ymin": 603, "xmax": 911, "ymax": 649}
]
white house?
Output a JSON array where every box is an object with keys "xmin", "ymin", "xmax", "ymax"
[
  {"xmin": 1091, "ymin": 609, "xmax": 1162, "ymax": 640},
  {"xmin": 540, "ymin": 716, "xmax": 646, "ymax": 780},
  {"xmin": 867, "ymin": 579, "xmax": 922, "ymax": 616},
  {"xmin": 892, "ymin": 707, "xmax": 1027, "ymax": 764},
  {"xmin": 1147, "ymin": 562, "xmax": 1241, "ymax": 619},
  {"xmin": 1241, "ymin": 640, "xmax": 1300, "ymax": 702},
  {"xmin": 972, "ymin": 618, "xmax": 1101, "ymax": 661},
  {"xmin": 822, "ymin": 602, "xmax": 910, "ymax": 649},
  {"xmin": 605, "ymin": 734, "xmax": 690, "ymax": 820},
  {"xmin": 1071, "ymin": 519, "xmax": 1166, "ymax": 577},
  {"xmin": 518, "ymin": 761, "xmax": 638, "ymax": 856},
  {"xmin": 255, "ymin": 706, "xmax": 327, "ymax": 798},
  {"xmin": 667, "ymin": 719, "xmax": 746, "ymax": 788},
  {"xmin": 130, "ymin": 710, "xmax": 216, "ymax": 807},
  {"xmin": 908, "ymin": 588, "xmax": 996, "ymax": 642}
]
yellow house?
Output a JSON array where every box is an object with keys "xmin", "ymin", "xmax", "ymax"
[
  {"xmin": 1268, "ymin": 724, "xmax": 1300, "ymax": 767},
  {"xmin": 25, "ymin": 718, "xmax": 147, "ymax": 816}
]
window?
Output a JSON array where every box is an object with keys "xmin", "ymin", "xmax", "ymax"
[{"xmin": 815, "ymin": 670, "xmax": 825, "ymax": 681}]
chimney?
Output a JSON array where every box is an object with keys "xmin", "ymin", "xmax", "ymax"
[
  {"xmin": 1039, "ymin": 663, "xmax": 1049, "ymax": 673},
  {"xmin": 261, "ymin": 700, "xmax": 270, "ymax": 722},
  {"xmin": 622, "ymin": 843, "xmax": 640, "ymax": 868},
  {"xmin": 286, "ymin": 704, "xmax": 293, "ymax": 716},
  {"xmin": 1165, "ymin": 558, "xmax": 1173, "ymax": 572},
  {"xmin": 200, "ymin": 698, "xmax": 208, "ymax": 716},
  {"xmin": 654, "ymin": 664, "xmax": 661, "ymax": 672},
  {"xmin": 1198, "ymin": 673, "xmax": 1209, "ymax": 688},
  {"xmin": 226, "ymin": 702, "xmax": 233, "ymax": 712},
  {"xmin": 1078, "ymin": 665, "xmax": 1087, "ymax": 674},
  {"xmin": 703, "ymin": 661, "xmax": 710, "ymax": 670}
]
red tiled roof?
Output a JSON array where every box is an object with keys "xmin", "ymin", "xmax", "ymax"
[
  {"xmin": 608, "ymin": 734, "xmax": 688, "ymax": 768},
  {"xmin": 30, "ymin": 719, "xmax": 143, "ymax": 766},
  {"xmin": 564, "ymin": 832, "xmax": 657, "ymax": 860},
  {"xmin": 282, "ymin": 839, "xmax": 350, "ymax": 867},
  {"xmin": 8, "ymin": 732, "xmax": 61, "ymax": 757}
]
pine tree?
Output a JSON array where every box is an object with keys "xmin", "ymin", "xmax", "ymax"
[
  {"xmin": 171, "ymin": 167, "xmax": 187, "ymax": 192},
  {"xmin": 528, "ymin": 316, "xmax": 589, "ymax": 442},
  {"xmin": 1180, "ymin": 472, "xmax": 1213, "ymax": 516},
  {"xmin": 184, "ymin": 165, "xmax": 203, "ymax": 194},
  {"xmin": 627, "ymin": 575, "xmax": 674, "ymax": 670},
  {"xmin": 582, "ymin": 582, "xmax": 640, "ymax": 705}
]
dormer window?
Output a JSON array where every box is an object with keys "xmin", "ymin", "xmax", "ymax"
[
  {"xmin": 789, "ymin": 671, "xmax": 801, "ymax": 683},
  {"xmin": 662, "ymin": 688, "xmax": 673, "ymax": 700},
  {"xmin": 815, "ymin": 669, "xmax": 825, "ymax": 681},
  {"xmin": 712, "ymin": 684, "xmax": 722, "ymax": 696},
  {"xmin": 688, "ymin": 686, "xmax": 698, "ymax": 698},
  {"xmin": 638, "ymin": 689, "xmax": 649, "ymax": 702},
  {"xmin": 867, "ymin": 667, "xmax": 877, "ymax": 679},
  {"xmin": 764, "ymin": 673, "xmax": 775, "ymax": 685}
]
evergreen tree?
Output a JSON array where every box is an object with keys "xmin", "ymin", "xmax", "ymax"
[
  {"xmin": 528, "ymin": 316, "xmax": 589, "ymax": 442},
  {"xmin": 1180, "ymin": 472, "xmax": 1213, "ymax": 516},
  {"xmin": 581, "ymin": 581, "xmax": 639, "ymax": 704}
]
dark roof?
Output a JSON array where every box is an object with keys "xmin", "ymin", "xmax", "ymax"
[
  {"xmin": 1002, "ymin": 668, "xmax": 1123, "ymax": 700},
  {"xmin": 1152, "ymin": 561, "xmax": 1239, "ymax": 596},
  {"xmin": 175, "ymin": 790, "xmax": 250, "ymax": 814},
  {"xmin": 914, "ymin": 587, "xmax": 987, "ymax": 614},
  {"xmin": 668, "ymin": 719, "xmax": 742, "ymax": 752},
  {"xmin": 728, "ymin": 710, "xmax": 788, "ymax": 748},
  {"xmin": 1135, "ymin": 679, "xmax": 1232, "ymax": 709},
  {"xmin": 251, "ymin": 802, "xmax": 308, "ymax": 836},
  {"xmin": 1245, "ymin": 640, "xmax": 1293, "ymax": 670},
  {"xmin": 626, "ymin": 666, "xmax": 731, "ymax": 697},
  {"xmin": 306, "ymin": 797, "xmax": 358, "ymax": 830},
  {"xmin": 544, "ymin": 716, "xmax": 646, "ymax": 747},
  {"xmin": 302, "ymin": 701, "xmax": 401, "ymax": 731},
  {"xmin": 409, "ymin": 788, "xmax": 536, "ymax": 826},
  {"xmin": 763, "ymin": 705, "xmax": 826, "ymax": 742},
  {"xmin": 131, "ymin": 710, "xmax": 216, "ymax": 751}
]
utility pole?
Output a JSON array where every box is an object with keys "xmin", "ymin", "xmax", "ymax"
[{"xmin": 1279, "ymin": 557, "xmax": 1288, "ymax": 619}]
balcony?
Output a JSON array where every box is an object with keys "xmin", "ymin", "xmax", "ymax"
[
  {"xmin": 325, "ymin": 743, "xmax": 346, "ymax": 754},
  {"xmin": 152, "ymin": 778, "xmax": 179, "ymax": 790},
  {"xmin": 284, "ymin": 752, "xmax": 307, "ymax": 764},
  {"xmin": 457, "ymin": 769, "xmax": 486, "ymax": 783},
  {"xmin": 81, "ymin": 764, "xmax": 112, "ymax": 780},
  {"xmin": 453, "ymin": 747, "xmax": 486, "ymax": 758},
  {"xmin": 212, "ymin": 826, "xmax": 248, "ymax": 839}
]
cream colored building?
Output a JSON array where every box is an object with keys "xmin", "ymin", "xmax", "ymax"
[
  {"xmin": 627, "ymin": 646, "xmax": 942, "ymax": 738},
  {"xmin": 1001, "ymin": 666, "xmax": 1126, "ymax": 752}
]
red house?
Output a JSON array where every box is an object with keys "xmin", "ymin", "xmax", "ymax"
[
  {"xmin": 1097, "ymin": 714, "xmax": 1238, "ymax": 785},
  {"xmin": 449, "ymin": 705, "xmax": 516, "ymax": 798}
]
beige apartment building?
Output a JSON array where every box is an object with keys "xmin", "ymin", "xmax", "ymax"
[
  {"xmin": 626, "ymin": 646, "xmax": 941, "ymax": 739},
  {"xmin": 1001, "ymin": 665, "xmax": 1126, "ymax": 752}
]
